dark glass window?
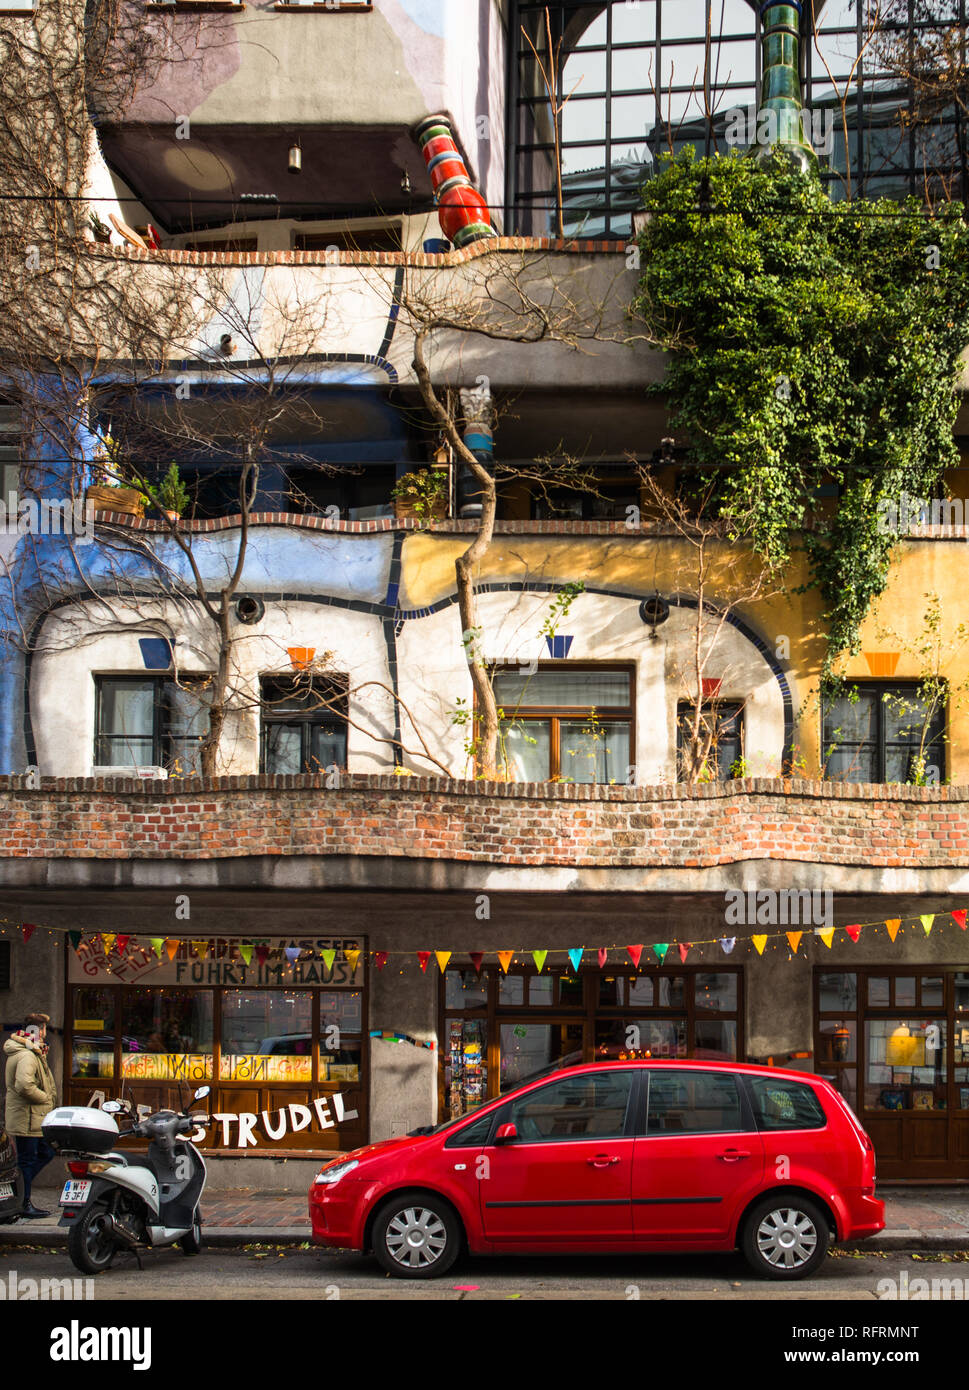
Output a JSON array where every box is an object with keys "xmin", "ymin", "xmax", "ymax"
[
  {"xmin": 444, "ymin": 1109, "xmax": 495, "ymax": 1149},
  {"xmin": 677, "ymin": 701, "xmax": 744, "ymax": 781},
  {"xmin": 646, "ymin": 1069, "xmax": 744, "ymax": 1135},
  {"xmin": 94, "ymin": 676, "xmax": 208, "ymax": 774},
  {"xmin": 504, "ymin": 1070, "xmax": 634, "ymax": 1141},
  {"xmin": 747, "ymin": 1076, "xmax": 827, "ymax": 1131},
  {"xmin": 260, "ymin": 676, "xmax": 348, "ymax": 775},
  {"xmin": 822, "ymin": 683, "xmax": 946, "ymax": 783}
]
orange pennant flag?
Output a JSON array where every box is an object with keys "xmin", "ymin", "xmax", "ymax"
[
  {"xmin": 752, "ymin": 935, "xmax": 768, "ymax": 955},
  {"xmin": 435, "ymin": 951, "xmax": 452, "ymax": 974},
  {"xmin": 497, "ymin": 951, "xmax": 514, "ymax": 974},
  {"xmin": 165, "ymin": 938, "xmax": 179, "ymax": 961},
  {"xmin": 786, "ymin": 932, "xmax": 802, "ymax": 955},
  {"xmin": 884, "ymin": 919, "xmax": 901, "ymax": 943},
  {"xmin": 345, "ymin": 949, "xmax": 361, "ymax": 976}
]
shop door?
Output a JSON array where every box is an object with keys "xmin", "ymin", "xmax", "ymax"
[
  {"xmin": 480, "ymin": 1070, "xmax": 635, "ymax": 1245},
  {"xmin": 632, "ymin": 1069, "xmax": 764, "ymax": 1242}
]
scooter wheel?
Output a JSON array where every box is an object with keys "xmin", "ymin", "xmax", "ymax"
[
  {"xmin": 179, "ymin": 1209, "xmax": 202, "ymax": 1256},
  {"xmin": 68, "ymin": 1202, "xmax": 117, "ymax": 1275}
]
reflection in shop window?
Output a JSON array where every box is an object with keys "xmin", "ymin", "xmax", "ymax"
[
  {"xmin": 319, "ymin": 990, "xmax": 362, "ymax": 1083},
  {"xmin": 499, "ymin": 1021, "xmax": 583, "ymax": 1090},
  {"xmin": 71, "ymin": 988, "xmax": 116, "ymax": 1079},
  {"xmin": 122, "ymin": 989, "xmax": 213, "ymax": 1082},
  {"xmin": 220, "ymin": 991, "xmax": 312, "ymax": 1081},
  {"xmin": 865, "ymin": 1018, "xmax": 946, "ymax": 1112},
  {"xmin": 595, "ymin": 1017, "xmax": 688, "ymax": 1062}
]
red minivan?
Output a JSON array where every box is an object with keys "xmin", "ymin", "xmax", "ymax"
[{"xmin": 309, "ymin": 1060, "xmax": 885, "ymax": 1279}]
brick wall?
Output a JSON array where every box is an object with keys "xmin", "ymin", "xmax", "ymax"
[{"xmin": 1, "ymin": 776, "xmax": 968, "ymax": 867}]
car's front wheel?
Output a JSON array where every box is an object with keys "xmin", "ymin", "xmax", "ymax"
[
  {"xmin": 372, "ymin": 1192, "xmax": 461, "ymax": 1279},
  {"xmin": 741, "ymin": 1194, "xmax": 831, "ymax": 1280}
]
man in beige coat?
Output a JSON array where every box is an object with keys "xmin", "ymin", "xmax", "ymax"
[{"xmin": 3, "ymin": 1012, "xmax": 58, "ymax": 1218}]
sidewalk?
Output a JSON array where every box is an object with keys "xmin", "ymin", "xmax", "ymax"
[{"xmin": 1, "ymin": 1186, "xmax": 967, "ymax": 1249}]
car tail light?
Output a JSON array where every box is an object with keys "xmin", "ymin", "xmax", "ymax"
[{"xmin": 67, "ymin": 1161, "xmax": 88, "ymax": 1176}]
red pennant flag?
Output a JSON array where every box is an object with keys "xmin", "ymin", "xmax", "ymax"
[
  {"xmin": 255, "ymin": 944, "xmax": 270, "ymax": 965},
  {"xmin": 952, "ymin": 910, "xmax": 967, "ymax": 931},
  {"xmin": 117, "ymin": 935, "xmax": 130, "ymax": 956},
  {"xmin": 21, "ymin": 924, "xmax": 36, "ymax": 944},
  {"xmin": 845, "ymin": 924, "xmax": 863, "ymax": 944},
  {"xmin": 597, "ymin": 947, "xmax": 608, "ymax": 969},
  {"xmin": 375, "ymin": 951, "xmax": 388, "ymax": 970},
  {"xmin": 678, "ymin": 942, "xmax": 691, "ymax": 963},
  {"xmin": 626, "ymin": 945, "xmax": 643, "ymax": 969},
  {"xmin": 417, "ymin": 951, "xmax": 431, "ymax": 973},
  {"xmin": 469, "ymin": 952, "xmax": 484, "ymax": 974}
]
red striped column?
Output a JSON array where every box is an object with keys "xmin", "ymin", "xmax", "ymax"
[{"xmin": 413, "ymin": 113, "xmax": 494, "ymax": 249}]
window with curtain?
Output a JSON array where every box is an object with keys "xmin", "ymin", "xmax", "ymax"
[{"xmin": 493, "ymin": 666, "xmax": 633, "ymax": 782}]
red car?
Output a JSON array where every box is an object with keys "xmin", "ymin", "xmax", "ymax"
[{"xmin": 309, "ymin": 1060, "xmax": 884, "ymax": 1280}]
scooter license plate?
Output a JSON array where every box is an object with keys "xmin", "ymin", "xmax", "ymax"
[
  {"xmin": 0, "ymin": 1183, "xmax": 13, "ymax": 1200},
  {"xmin": 60, "ymin": 1180, "xmax": 92, "ymax": 1205}
]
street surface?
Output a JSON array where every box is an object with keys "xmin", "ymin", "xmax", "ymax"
[{"xmin": 2, "ymin": 1245, "xmax": 966, "ymax": 1300}]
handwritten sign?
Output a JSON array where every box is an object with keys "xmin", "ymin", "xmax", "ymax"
[{"xmin": 69, "ymin": 937, "xmax": 364, "ymax": 987}]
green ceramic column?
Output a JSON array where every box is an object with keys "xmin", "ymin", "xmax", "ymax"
[{"xmin": 751, "ymin": 1, "xmax": 817, "ymax": 171}]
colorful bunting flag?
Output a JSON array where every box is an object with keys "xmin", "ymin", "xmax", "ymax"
[
  {"xmin": 626, "ymin": 945, "xmax": 643, "ymax": 969},
  {"xmin": 285, "ymin": 947, "xmax": 301, "ymax": 964},
  {"xmin": 652, "ymin": 943, "xmax": 669, "ymax": 963},
  {"xmin": 101, "ymin": 934, "xmax": 116, "ymax": 954},
  {"xmin": 321, "ymin": 949, "xmax": 336, "ymax": 972},
  {"xmin": 21, "ymin": 924, "xmax": 36, "ymax": 944},
  {"xmin": 720, "ymin": 937, "xmax": 736, "ymax": 955},
  {"xmin": 239, "ymin": 941, "xmax": 254, "ymax": 966},
  {"xmin": 68, "ymin": 931, "xmax": 82, "ymax": 952},
  {"xmin": 469, "ymin": 952, "xmax": 484, "ymax": 975},
  {"xmin": 817, "ymin": 928, "xmax": 835, "ymax": 949},
  {"xmin": 192, "ymin": 940, "xmax": 209, "ymax": 959},
  {"xmin": 952, "ymin": 910, "xmax": 967, "ymax": 931},
  {"xmin": 597, "ymin": 947, "xmax": 607, "ymax": 969},
  {"xmin": 885, "ymin": 919, "xmax": 901, "ymax": 943},
  {"xmin": 165, "ymin": 938, "xmax": 179, "ymax": 961},
  {"xmin": 752, "ymin": 936, "xmax": 768, "ymax": 955},
  {"xmin": 786, "ymin": 931, "xmax": 802, "ymax": 955},
  {"xmin": 532, "ymin": 950, "xmax": 547, "ymax": 973},
  {"xmin": 417, "ymin": 951, "xmax": 431, "ymax": 973},
  {"xmin": 568, "ymin": 949, "xmax": 584, "ymax": 972},
  {"xmin": 497, "ymin": 951, "xmax": 514, "ymax": 974},
  {"xmin": 921, "ymin": 914, "xmax": 935, "ymax": 936},
  {"xmin": 845, "ymin": 924, "xmax": 863, "ymax": 944},
  {"xmin": 255, "ymin": 944, "xmax": 270, "ymax": 966},
  {"xmin": 117, "ymin": 935, "xmax": 130, "ymax": 956},
  {"xmin": 435, "ymin": 951, "xmax": 452, "ymax": 974},
  {"xmin": 374, "ymin": 951, "xmax": 388, "ymax": 971},
  {"xmin": 150, "ymin": 937, "xmax": 164, "ymax": 958},
  {"xmin": 345, "ymin": 949, "xmax": 362, "ymax": 976},
  {"xmin": 678, "ymin": 943, "xmax": 691, "ymax": 964}
]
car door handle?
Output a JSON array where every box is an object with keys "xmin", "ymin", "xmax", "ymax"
[
  {"xmin": 718, "ymin": 1149, "xmax": 751, "ymax": 1162},
  {"xmin": 587, "ymin": 1155, "xmax": 620, "ymax": 1167}
]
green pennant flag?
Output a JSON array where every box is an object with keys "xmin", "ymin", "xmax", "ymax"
[
  {"xmin": 239, "ymin": 941, "xmax": 254, "ymax": 966},
  {"xmin": 149, "ymin": 937, "xmax": 164, "ymax": 958},
  {"xmin": 920, "ymin": 914, "xmax": 935, "ymax": 936},
  {"xmin": 321, "ymin": 949, "xmax": 336, "ymax": 972},
  {"xmin": 652, "ymin": 943, "xmax": 669, "ymax": 963},
  {"xmin": 68, "ymin": 931, "xmax": 82, "ymax": 951},
  {"xmin": 532, "ymin": 950, "xmax": 548, "ymax": 973}
]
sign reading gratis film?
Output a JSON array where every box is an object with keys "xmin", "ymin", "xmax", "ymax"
[{"xmin": 68, "ymin": 936, "xmax": 364, "ymax": 987}]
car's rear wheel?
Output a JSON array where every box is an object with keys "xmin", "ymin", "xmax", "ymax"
[
  {"xmin": 741, "ymin": 1195, "xmax": 830, "ymax": 1280},
  {"xmin": 372, "ymin": 1192, "xmax": 461, "ymax": 1279}
]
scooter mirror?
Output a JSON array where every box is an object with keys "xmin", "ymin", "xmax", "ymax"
[
  {"xmin": 102, "ymin": 1101, "xmax": 124, "ymax": 1114},
  {"xmin": 193, "ymin": 1086, "xmax": 211, "ymax": 1102}
]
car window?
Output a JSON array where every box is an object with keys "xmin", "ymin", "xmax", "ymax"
[
  {"xmin": 646, "ymin": 1069, "xmax": 744, "ymax": 1135},
  {"xmin": 443, "ymin": 1110, "xmax": 495, "ymax": 1149},
  {"xmin": 505, "ymin": 1071, "xmax": 634, "ymax": 1142},
  {"xmin": 747, "ymin": 1076, "xmax": 827, "ymax": 1131}
]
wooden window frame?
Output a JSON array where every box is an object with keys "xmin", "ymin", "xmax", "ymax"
[
  {"xmin": 94, "ymin": 674, "xmax": 210, "ymax": 773},
  {"xmin": 821, "ymin": 680, "xmax": 947, "ymax": 784},
  {"xmin": 489, "ymin": 662, "xmax": 635, "ymax": 782},
  {"xmin": 259, "ymin": 673, "xmax": 349, "ymax": 775}
]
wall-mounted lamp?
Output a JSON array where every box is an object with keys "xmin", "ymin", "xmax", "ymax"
[
  {"xmin": 400, "ymin": 169, "xmax": 412, "ymax": 196},
  {"xmin": 288, "ymin": 141, "xmax": 302, "ymax": 176}
]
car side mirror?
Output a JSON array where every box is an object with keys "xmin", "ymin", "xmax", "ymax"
[{"xmin": 495, "ymin": 1122, "xmax": 518, "ymax": 1145}]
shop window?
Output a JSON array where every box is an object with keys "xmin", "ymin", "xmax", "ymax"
[
  {"xmin": 122, "ymin": 989, "xmax": 214, "ymax": 1082},
  {"xmin": 503, "ymin": 1069, "xmax": 634, "ymax": 1141},
  {"xmin": 71, "ymin": 989, "xmax": 116, "ymax": 1080},
  {"xmin": 492, "ymin": 666, "xmax": 633, "ymax": 783},
  {"xmin": 94, "ymin": 676, "xmax": 209, "ymax": 774},
  {"xmin": 595, "ymin": 1017, "xmax": 688, "ymax": 1063},
  {"xmin": 866, "ymin": 1018, "xmax": 947, "ymax": 1113},
  {"xmin": 221, "ymin": 990, "xmax": 313, "ymax": 1082},
  {"xmin": 260, "ymin": 675, "xmax": 348, "ymax": 775},
  {"xmin": 0, "ymin": 941, "xmax": 8, "ymax": 990},
  {"xmin": 677, "ymin": 701, "xmax": 744, "ymax": 781},
  {"xmin": 445, "ymin": 1019, "xmax": 487, "ymax": 1118},
  {"xmin": 747, "ymin": 1076, "xmax": 826, "ymax": 1131},
  {"xmin": 320, "ymin": 989, "xmax": 362, "ymax": 1083},
  {"xmin": 822, "ymin": 683, "xmax": 946, "ymax": 783},
  {"xmin": 294, "ymin": 223, "xmax": 401, "ymax": 254},
  {"xmin": 647, "ymin": 1070, "xmax": 744, "ymax": 1135}
]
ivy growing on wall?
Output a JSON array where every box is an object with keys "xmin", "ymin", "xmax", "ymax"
[{"xmin": 632, "ymin": 148, "xmax": 969, "ymax": 683}]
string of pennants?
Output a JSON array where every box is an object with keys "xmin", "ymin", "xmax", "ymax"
[{"xmin": 2, "ymin": 908, "xmax": 967, "ymax": 973}]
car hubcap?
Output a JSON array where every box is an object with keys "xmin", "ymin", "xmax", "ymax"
[
  {"xmin": 385, "ymin": 1206, "xmax": 447, "ymax": 1269},
  {"xmin": 756, "ymin": 1207, "xmax": 818, "ymax": 1269}
]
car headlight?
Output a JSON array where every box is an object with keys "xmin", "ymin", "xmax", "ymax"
[{"xmin": 314, "ymin": 1159, "xmax": 359, "ymax": 1186}]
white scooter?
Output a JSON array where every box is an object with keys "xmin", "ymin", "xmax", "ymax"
[{"xmin": 42, "ymin": 1086, "xmax": 210, "ymax": 1275}]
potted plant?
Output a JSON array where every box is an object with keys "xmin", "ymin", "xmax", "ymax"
[
  {"xmin": 88, "ymin": 212, "xmax": 112, "ymax": 245},
  {"xmin": 391, "ymin": 467, "xmax": 449, "ymax": 521},
  {"xmin": 85, "ymin": 434, "xmax": 146, "ymax": 518},
  {"xmin": 149, "ymin": 463, "xmax": 190, "ymax": 522}
]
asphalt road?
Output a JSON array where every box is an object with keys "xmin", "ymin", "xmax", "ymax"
[{"xmin": 2, "ymin": 1244, "xmax": 966, "ymax": 1300}]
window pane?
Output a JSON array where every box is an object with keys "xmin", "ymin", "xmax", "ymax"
[
  {"xmin": 264, "ymin": 725, "xmax": 302, "ymax": 775},
  {"xmin": 921, "ymin": 977, "xmax": 944, "ymax": 1008},
  {"xmin": 445, "ymin": 1019, "xmax": 487, "ymax": 1118},
  {"xmin": 657, "ymin": 976, "xmax": 685, "ymax": 1008},
  {"xmin": 71, "ymin": 988, "xmax": 115, "ymax": 1079},
  {"xmin": 559, "ymin": 718, "xmax": 630, "ymax": 783},
  {"xmin": 505, "ymin": 1070, "xmax": 633, "ymax": 1141},
  {"xmin": 309, "ymin": 724, "xmax": 347, "ymax": 772},
  {"xmin": 528, "ymin": 975, "xmax": 554, "ymax": 1007},
  {"xmin": 819, "ymin": 1020, "xmax": 857, "ymax": 1065},
  {"xmin": 627, "ymin": 976, "xmax": 653, "ymax": 1007},
  {"xmin": 594, "ymin": 1017, "xmax": 687, "ymax": 1061},
  {"xmin": 819, "ymin": 972, "xmax": 857, "ymax": 1012},
  {"xmin": 446, "ymin": 969, "xmax": 488, "ymax": 1010},
  {"xmin": 647, "ymin": 1069, "xmax": 743, "ymax": 1134},
  {"xmin": 121, "ymin": 989, "xmax": 213, "ymax": 1081},
  {"xmin": 499, "ymin": 719, "xmax": 552, "ymax": 780},
  {"xmin": 865, "ymin": 1018, "xmax": 947, "ymax": 1111},
  {"xmin": 220, "ymin": 991, "xmax": 313, "ymax": 1081},
  {"xmin": 498, "ymin": 974, "xmax": 524, "ymax": 1006},
  {"xmin": 693, "ymin": 1020, "xmax": 737, "ymax": 1060},
  {"xmin": 695, "ymin": 973, "xmax": 738, "ymax": 1013},
  {"xmin": 498, "ymin": 1022, "xmax": 583, "ymax": 1090},
  {"xmin": 748, "ymin": 1076, "xmax": 827, "ymax": 1131},
  {"xmin": 895, "ymin": 976, "xmax": 917, "ymax": 1008},
  {"xmin": 493, "ymin": 669, "xmax": 630, "ymax": 708},
  {"xmin": 319, "ymin": 991, "xmax": 361, "ymax": 1082},
  {"xmin": 868, "ymin": 976, "xmax": 890, "ymax": 1007},
  {"xmin": 97, "ymin": 679, "xmax": 155, "ymax": 765}
]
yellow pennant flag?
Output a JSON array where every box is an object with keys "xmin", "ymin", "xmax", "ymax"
[
  {"xmin": 101, "ymin": 934, "xmax": 116, "ymax": 955},
  {"xmin": 435, "ymin": 951, "xmax": 452, "ymax": 974},
  {"xmin": 345, "ymin": 949, "xmax": 361, "ymax": 976},
  {"xmin": 192, "ymin": 940, "xmax": 209, "ymax": 960},
  {"xmin": 786, "ymin": 931, "xmax": 803, "ymax": 955},
  {"xmin": 885, "ymin": 919, "xmax": 901, "ymax": 943},
  {"xmin": 497, "ymin": 951, "xmax": 514, "ymax": 974},
  {"xmin": 920, "ymin": 914, "xmax": 935, "ymax": 936},
  {"xmin": 165, "ymin": 938, "xmax": 179, "ymax": 961},
  {"xmin": 321, "ymin": 949, "xmax": 336, "ymax": 972},
  {"xmin": 752, "ymin": 936, "xmax": 768, "ymax": 955},
  {"xmin": 817, "ymin": 928, "xmax": 835, "ymax": 949}
]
